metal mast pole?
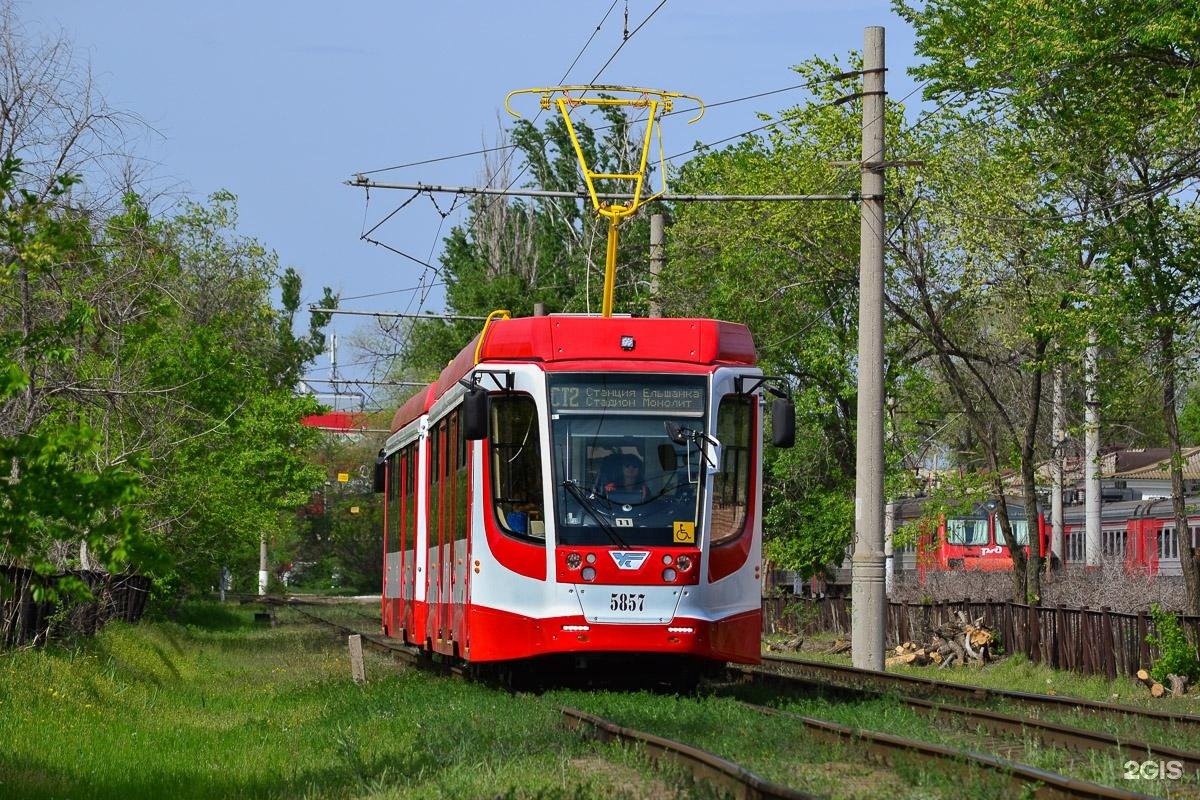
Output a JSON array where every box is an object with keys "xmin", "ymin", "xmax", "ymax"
[{"xmin": 852, "ymin": 26, "xmax": 886, "ymax": 671}]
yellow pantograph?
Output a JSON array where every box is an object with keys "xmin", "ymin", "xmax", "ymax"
[{"xmin": 505, "ymin": 86, "xmax": 704, "ymax": 317}]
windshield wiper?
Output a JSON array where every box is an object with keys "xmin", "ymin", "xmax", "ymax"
[{"xmin": 561, "ymin": 480, "xmax": 628, "ymax": 548}]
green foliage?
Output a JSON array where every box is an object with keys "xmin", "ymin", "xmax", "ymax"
[
  {"xmin": 1147, "ymin": 603, "xmax": 1200, "ymax": 684},
  {"xmin": 897, "ymin": 0, "xmax": 1200, "ymax": 163},
  {"xmin": 0, "ymin": 158, "xmax": 159, "ymax": 595},
  {"xmin": 663, "ymin": 55, "xmax": 925, "ymax": 576},
  {"xmin": 763, "ymin": 476, "xmax": 854, "ymax": 576}
]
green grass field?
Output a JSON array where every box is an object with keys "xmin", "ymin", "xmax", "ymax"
[
  {"xmin": 0, "ymin": 603, "xmax": 669, "ymax": 800},
  {"xmin": 6, "ymin": 603, "xmax": 1198, "ymax": 799}
]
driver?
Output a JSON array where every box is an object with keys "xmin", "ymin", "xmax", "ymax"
[{"xmin": 604, "ymin": 453, "xmax": 650, "ymax": 501}]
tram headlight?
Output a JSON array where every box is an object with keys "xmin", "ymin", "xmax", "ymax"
[
  {"xmin": 585, "ymin": 553, "xmax": 597, "ymax": 564},
  {"xmin": 662, "ymin": 568, "xmax": 677, "ymax": 582},
  {"xmin": 675, "ymin": 554, "xmax": 693, "ymax": 572},
  {"xmin": 661, "ymin": 554, "xmax": 673, "ymax": 565},
  {"xmin": 581, "ymin": 566, "xmax": 596, "ymax": 581},
  {"xmin": 565, "ymin": 552, "xmax": 583, "ymax": 570}
]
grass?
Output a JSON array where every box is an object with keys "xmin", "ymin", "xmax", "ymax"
[
  {"xmin": 546, "ymin": 687, "xmax": 1011, "ymax": 800},
  {"xmin": 0, "ymin": 602, "xmax": 672, "ymax": 799},
  {"xmin": 7, "ymin": 604, "xmax": 1198, "ymax": 799}
]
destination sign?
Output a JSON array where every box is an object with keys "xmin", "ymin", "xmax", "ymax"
[{"xmin": 549, "ymin": 380, "xmax": 705, "ymax": 414}]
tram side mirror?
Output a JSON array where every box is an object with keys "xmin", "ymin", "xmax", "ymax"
[
  {"xmin": 771, "ymin": 397, "xmax": 795, "ymax": 448},
  {"xmin": 664, "ymin": 421, "xmax": 687, "ymax": 445},
  {"xmin": 463, "ymin": 386, "xmax": 490, "ymax": 440},
  {"xmin": 373, "ymin": 456, "xmax": 387, "ymax": 494}
]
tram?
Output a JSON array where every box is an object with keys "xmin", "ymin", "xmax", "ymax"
[{"xmin": 373, "ymin": 312, "xmax": 793, "ymax": 678}]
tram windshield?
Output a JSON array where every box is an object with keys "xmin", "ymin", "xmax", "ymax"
[{"xmin": 549, "ymin": 374, "xmax": 707, "ymax": 546}]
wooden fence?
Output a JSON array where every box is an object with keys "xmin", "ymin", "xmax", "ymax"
[
  {"xmin": 763, "ymin": 595, "xmax": 1195, "ymax": 679},
  {"xmin": 2, "ymin": 565, "xmax": 151, "ymax": 648}
]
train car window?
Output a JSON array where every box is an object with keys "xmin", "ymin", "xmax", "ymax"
[
  {"xmin": 710, "ymin": 394, "xmax": 753, "ymax": 547},
  {"xmin": 490, "ymin": 394, "xmax": 545, "ymax": 541},
  {"xmin": 1010, "ymin": 519, "xmax": 1030, "ymax": 546},
  {"xmin": 946, "ymin": 518, "xmax": 988, "ymax": 545}
]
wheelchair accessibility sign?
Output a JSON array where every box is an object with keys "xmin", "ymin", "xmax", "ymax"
[{"xmin": 673, "ymin": 521, "xmax": 695, "ymax": 544}]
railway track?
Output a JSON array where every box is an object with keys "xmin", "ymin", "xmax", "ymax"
[
  {"xmin": 737, "ymin": 658, "xmax": 1200, "ymax": 775},
  {"xmin": 755, "ymin": 654, "xmax": 1200, "ymax": 732},
  {"xmin": 282, "ymin": 602, "xmax": 1166, "ymax": 799}
]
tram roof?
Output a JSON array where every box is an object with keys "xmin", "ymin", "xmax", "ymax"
[{"xmin": 391, "ymin": 315, "xmax": 757, "ymax": 433}]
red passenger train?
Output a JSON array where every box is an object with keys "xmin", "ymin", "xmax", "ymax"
[
  {"xmin": 887, "ymin": 497, "xmax": 1049, "ymax": 579},
  {"xmin": 373, "ymin": 312, "xmax": 793, "ymax": 681},
  {"xmin": 887, "ymin": 495, "xmax": 1200, "ymax": 580},
  {"xmin": 1061, "ymin": 497, "xmax": 1200, "ymax": 576}
]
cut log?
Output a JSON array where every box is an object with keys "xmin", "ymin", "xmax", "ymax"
[
  {"xmin": 885, "ymin": 651, "xmax": 931, "ymax": 667},
  {"xmin": 1136, "ymin": 668, "xmax": 1153, "ymax": 687},
  {"xmin": 828, "ymin": 639, "xmax": 851, "ymax": 655},
  {"xmin": 1168, "ymin": 674, "xmax": 1189, "ymax": 697},
  {"xmin": 1150, "ymin": 682, "xmax": 1166, "ymax": 698}
]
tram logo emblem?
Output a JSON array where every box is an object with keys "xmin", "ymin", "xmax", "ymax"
[{"xmin": 610, "ymin": 551, "xmax": 650, "ymax": 570}]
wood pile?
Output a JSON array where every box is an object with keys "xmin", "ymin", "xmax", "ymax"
[
  {"xmin": 1137, "ymin": 668, "xmax": 1189, "ymax": 698},
  {"xmin": 886, "ymin": 612, "xmax": 996, "ymax": 669}
]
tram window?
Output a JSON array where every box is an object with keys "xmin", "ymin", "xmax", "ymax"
[
  {"xmin": 489, "ymin": 394, "xmax": 545, "ymax": 541},
  {"xmin": 710, "ymin": 394, "xmax": 753, "ymax": 546},
  {"xmin": 946, "ymin": 518, "xmax": 987, "ymax": 545}
]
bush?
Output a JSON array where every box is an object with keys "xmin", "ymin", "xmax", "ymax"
[{"xmin": 1147, "ymin": 603, "xmax": 1200, "ymax": 683}]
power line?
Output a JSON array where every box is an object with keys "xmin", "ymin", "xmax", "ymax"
[
  {"xmin": 308, "ymin": 306, "xmax": 491, "ymax": 320},
  {"xmin": 339, "ymin": 282, "xmax": 446, "ymax": 303},
  {"xmin": 347, "ymin": 179, "xmax": 867, "ymax": 202},
  {"xmin": 585, "ymin": 0, "xmax": 668, "ymax": 84}
]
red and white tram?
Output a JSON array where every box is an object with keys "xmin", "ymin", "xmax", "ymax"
[{"xmin": 374, "ymin": 312, "xmax": 793, "ymax": 680}]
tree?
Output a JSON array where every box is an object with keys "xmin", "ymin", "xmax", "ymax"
[
  {"xmin": 898, "ymin": 0, "xmax": 1200, "ymax": 609},
  {"xmin": 0, "ymin": 159, "xmax": 156, "ymax": 592},
  {"xmin": 662, "ymin": 56, "xmax": 932, "ymax": 579}
]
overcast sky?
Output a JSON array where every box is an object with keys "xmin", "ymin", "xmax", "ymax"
[{"xmin": 29, "ymin": 1, "xmax": 919, "ymax": 408}]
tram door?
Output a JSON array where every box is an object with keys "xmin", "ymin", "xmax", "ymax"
[
  {"xmin": 447, "ymin": 411, "xmax": 467, "ymax": 647},
  {"xmin": 432, "ymin": 417, "xmax": 454, "ymax": 647}
]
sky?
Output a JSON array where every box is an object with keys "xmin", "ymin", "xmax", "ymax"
[{"xmin": 29, "ymin": 1, "xmax": 920, "ymax": 410}]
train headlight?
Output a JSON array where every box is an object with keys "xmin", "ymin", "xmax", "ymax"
[
  {"xmin": 675, "ymin": 554, "xmax": 693, "ymax": 572},
  {"xmin": 581, "ymin": 566, "xmax": 596, "ymax": 581},
  {"xmin": 585, "ymin": 553, "xmax": 597, "ymax": 564},
  {"xmin": 565, "ymin": 552, "xmax": 583, "ymax": 570},
  {"xmin": 662, "ymin": 554, "xmax": 673, "ymax": 565},
  {"xmin": 662, "ymin": 568, "xmax": 677, "ymax": 582}
]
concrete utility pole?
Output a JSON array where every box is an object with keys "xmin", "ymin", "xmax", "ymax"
[
  {"xmin": 649, "ymin": 213, "xmax": 664, "ymax": 318},
  {"xmin": 1085, "ymin": 332, "xmax": 1101, "ymax": 566},
  {"xmin": 884, "ymin": 501, "xmax": 895, "ymax": 596},
  {"xmin": 1051, "ymin": 367, "xmax": 1065, "ymax": 564},
  {"xmin": 258, "ymin": 534, "xmax": 269, "ymax": 596},
  {"xmin": 852, "ymin": 25, "xmax": 886, "ymax": 671}
]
